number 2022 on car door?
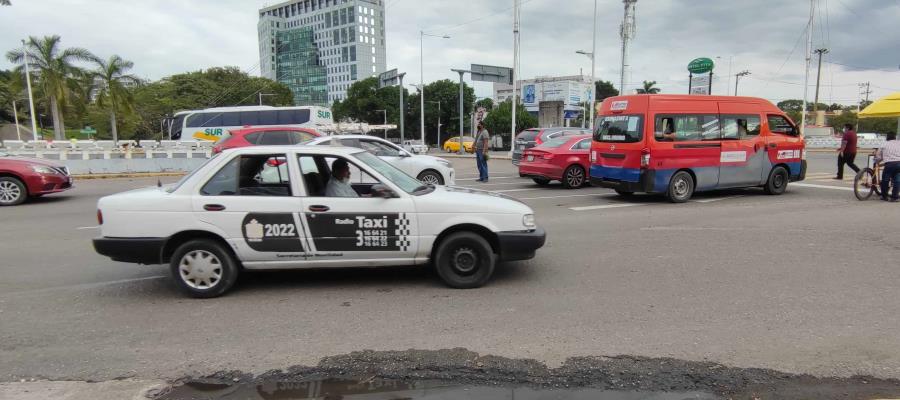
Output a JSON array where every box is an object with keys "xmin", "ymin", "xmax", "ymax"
[
  {"xmin": 306, "ymin": 213, "xmax": 412, "ymax": 252},
  {"xmin": 242, "ymin": 213, "xmax": 305, "ymax": 252}
]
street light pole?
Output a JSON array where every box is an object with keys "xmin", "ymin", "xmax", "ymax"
[
  {"xmin": 589, "ymin": 0, "xmax": 597, "ymax": 131},
  {"xmin": 398, "ymin": 72, "xmax": 406, "ymax": 144},
  {"xmin": 577, "ymin": 50, "xmax": 595, "ymax": 130},
  {"xmin": 21, "ymin": 40, "xmax": 38, "ymax": 141},
  {"xmin": 734, "ymin": 70, "xmax": 750, "ymax": 95},
  {"xmin": 429, "ymin": 100, "xmax": 441, "ymax": 149},
  {"xmin": 258, "ymin": 92, "xmax": 275, "ymax": 106},
  {"xmin": 451, "ymin": 68, "xmax": 468, "ymax": 155},
  {"xmin": 375, "ymin": 109, "xmax": 387, "ymax": 139},
  {"xmin": 420, "ymin": 31, "xmax": 450, "ymax": 147},
  {"xmin": 11, "ymin": 100, "xmax": 21, "ymax": 141}
]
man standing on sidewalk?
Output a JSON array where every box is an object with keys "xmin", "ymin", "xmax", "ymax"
[
  {"xmin": 876, "ymin": 132, "xmax": 900, "ymax": 202},
  {"xmin": 835, "ymin": 123, "xmax": 860, "ymax": 180},
  {"xmin": 475, "ymin": 122, "xmax": 490, "ymax": 182}
]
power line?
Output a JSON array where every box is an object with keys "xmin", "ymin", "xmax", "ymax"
[{"xmin": 431, "ymin": 0, "xmax": 537, "ymax": 33}]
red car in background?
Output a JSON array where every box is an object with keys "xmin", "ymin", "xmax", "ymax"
[
  {"xmin": 212, "ymin": 126, "xmax": 320, "ymax": 154},
  {"xmin": 518, "ymin": 134, "xmax": 592, "ymax": 189},
  {"xmin": 0, "ymin": 152, "xmax": 73, "ymax": 206}
]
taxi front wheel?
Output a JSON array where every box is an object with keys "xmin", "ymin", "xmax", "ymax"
[
  {"xmin": 433, "ymin": 232, "xmax": 496, "ymax": 289},
  {"xmin": 170, "ymin": 239, "xmax": 240, "ymax": 298}
]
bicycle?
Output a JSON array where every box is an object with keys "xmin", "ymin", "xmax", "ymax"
[{"xmin": 853, "ymin": 151, "xmax": 892, "ymax": 200}]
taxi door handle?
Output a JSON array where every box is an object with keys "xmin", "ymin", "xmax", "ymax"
[
  {"xmin": 308, "ymin": 205, "xmax": 330, "ymax": 212},
  {"xmin": 203, "ymin": 204, "xmax": 226, "ymax": 211}
]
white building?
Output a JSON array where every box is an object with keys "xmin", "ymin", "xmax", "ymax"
[
  {"xmin": 258, "ymin": 0, "xmax": 387, "ymax": 106},
  {"xmin": 494, "ymin": 75, "xmax": 594, "ymax": 127}
]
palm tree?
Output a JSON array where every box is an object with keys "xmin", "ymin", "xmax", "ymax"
[
  {"xmin": 91, "ymin": 55, "xmax": 139, "ymax": 143},
  {"xmin": 636, "ymin": 80, "xmax": 661, "ymax": 94},
  {"xmin": 6, "ymin": 35, "xmax": 95, "ymax": 140}
]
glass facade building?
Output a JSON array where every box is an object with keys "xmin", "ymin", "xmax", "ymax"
[{"xmin": 276, "ymin": 28, "xmax": 327, "ymax": 106}]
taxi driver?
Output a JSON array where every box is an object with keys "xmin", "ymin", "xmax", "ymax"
[{"xmin": 325, "ymin": 159, "xmax": 359, "ymax": 197}]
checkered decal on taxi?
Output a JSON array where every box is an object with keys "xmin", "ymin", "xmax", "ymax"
[{"xmin": 394, "ymin": 213, "xmax": 411, "ymax": 252}]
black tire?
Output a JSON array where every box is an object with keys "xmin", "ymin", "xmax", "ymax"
[
  {"xmin": 169, "ymin": 239, "xmax": 240, "ymax": 298},
  {"xmin": 417, "ymin": 170, "xmax": 444, "ymax": 185},
  {"xmin": 0, "ymin": 176, "xmax": 27, "ymax": 206},
  {"xmin": 532, "ymin": 177, "xmax": 551, "ymax": 186},
  {"xmin": 666, "ymin": 171, "xmax": 694, "ymax": 203},
  {"xmin": 614, "ymin": 188, "xmax": 634, "ymax": 196},
  {"xmin": 853, "ymin": 168, "xmax": 876, "ymax": 201},
  {"xmin": 433, "ymin": 231, "xmax": 496, "ymax": 289},
  {"xmin": 764, "ymin": 166, "xmax": 789, "ymax": 195},
  {"xmin": 562, "ymin": 165, "xmax": 586, "ymax": 189}
]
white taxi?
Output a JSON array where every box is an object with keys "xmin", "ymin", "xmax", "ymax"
[{"xmin": 93, "ymin": 146, "xmax": 545, "ymax": 298}]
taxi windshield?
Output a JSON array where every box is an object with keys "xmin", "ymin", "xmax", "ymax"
[{"xmin": 353, "ymin": 151, "xmax": 430, "ymax": 194}]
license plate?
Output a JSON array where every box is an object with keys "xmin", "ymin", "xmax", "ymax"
[
  {"xmin": 517, "ymin": 145, "xmax": 525, "ymax": 150},
  {"xmin": 527, "ymin": 155, "xmax": 534, "ymax": 162}
]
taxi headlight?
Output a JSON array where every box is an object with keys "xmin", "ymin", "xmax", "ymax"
[{"xmin": 523, "ymin": 214, "xmax": 535, "ymax": 229}]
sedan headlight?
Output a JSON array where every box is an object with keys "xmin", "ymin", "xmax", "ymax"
[
  {"xmin": 523, "ymin": 214, "xmax": 536, "ymax": 229},
  {"xmin": 31, "ymin": 165, "xmax": 58, "ymax": 175}
]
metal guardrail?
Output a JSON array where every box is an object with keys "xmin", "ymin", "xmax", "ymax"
[{"xmin": 803, "ymin": 137, "xmax": 886, "ymax": 149}]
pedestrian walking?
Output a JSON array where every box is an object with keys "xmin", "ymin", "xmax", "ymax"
[
  {"xmin": 835, "ymin": 123, "xmax": 860, "ymax": 180},
  {"xmin": 475, "ymin": 123, "xmax": 490, "ymax": 182},
  {"xmin": 875, "ymin": 132, "xmax": 900, "ymax": 202}
]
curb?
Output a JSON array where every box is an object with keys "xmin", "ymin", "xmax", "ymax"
[{"xmin": 72, "ymin": 172, "xmax": 186, "ymax": 180}]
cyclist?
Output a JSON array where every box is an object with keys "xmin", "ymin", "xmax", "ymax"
[{"xmin": 875, "ymin": 132, "xmax": 900, "ymax": 202}]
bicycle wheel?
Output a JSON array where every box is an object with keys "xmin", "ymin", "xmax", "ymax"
[{"xmin": 853, "ymin": 168, "xmax": 876, "ymax": 201}]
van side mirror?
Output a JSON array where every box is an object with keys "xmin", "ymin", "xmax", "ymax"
[{"xmin": 371, "ymin": 184, "xmax": 397, "ymax": 198}]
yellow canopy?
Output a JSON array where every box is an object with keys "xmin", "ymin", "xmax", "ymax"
[{"xmin": 859, "ymin": 92, "xmax": 900, "ymax": 118}]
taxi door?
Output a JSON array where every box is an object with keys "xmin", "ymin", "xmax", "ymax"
[
  {"xmin": 192, "ymin": 152, "xmax": 310, "ymax": 263},
  {"xmin": 296, "ymin": 154, "xmax": 419, "ymax": 265},
  {"xmin": 717, "ymin": 102, "xmax": 767, "ymax": 187}
]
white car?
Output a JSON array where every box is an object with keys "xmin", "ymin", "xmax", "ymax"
[
  {"xmin": 302, "ymin": 135, "xmax": 453, "ymax": 185},
  {"xmin": 93, "ymin": 146, "xmax": 545, "ymax": 298},
  {"xmin": 402, "ymin": 140, "xmax": 429, "ymax": 155}
]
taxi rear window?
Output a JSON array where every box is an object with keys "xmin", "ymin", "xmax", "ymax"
[{"xmin": 594, "ymin": 115, "xmax": 643, "ymax": 143}]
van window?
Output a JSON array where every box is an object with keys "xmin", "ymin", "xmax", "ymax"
[
  {"xmin": 721, "ymin": 115, "xmax": 761, "ymax": 139},
  {"xmin": 767, "ymin": 115, "xmax": 798, "ymax": 136},
  {"xmin": 595, "ymin": 115, "xmax": 643, "ymax": 143},
  {"xmin": 654, "ymin": 115, "xmax": 720, "ymax": 142}
]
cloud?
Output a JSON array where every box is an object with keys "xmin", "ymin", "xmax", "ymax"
[{"xmin": 1, "ymin": 0, "xmax": 898, "ymax": 106}]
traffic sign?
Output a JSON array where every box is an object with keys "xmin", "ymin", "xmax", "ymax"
[
  {"xmin": 379, "ymin": 68, "xmax": 400, "ymax": 88},
  {"xmin": 470, "ymin": 64, "xmax": 513, "ymax": 85},
  {"xmin": 687, "ymin": 58, "xmax": 715, "ymax": 74}
]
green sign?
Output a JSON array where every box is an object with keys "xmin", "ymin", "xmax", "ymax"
[
  {"xmin": 687, "ymin": 58, "xmax": 715, "ymax": 74},
  {"xmin": 80, "ymin": 127, "xmax": 97, "ymax": 134}
]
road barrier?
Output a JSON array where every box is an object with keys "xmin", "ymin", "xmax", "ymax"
[{"xmin": 0, "ymin": 140, "xmax": 212, "ymax": 174}]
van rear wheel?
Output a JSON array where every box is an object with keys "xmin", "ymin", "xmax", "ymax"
[{"xmin": 666, "ymin": 171, "xmax": 694, "ymax": 203}]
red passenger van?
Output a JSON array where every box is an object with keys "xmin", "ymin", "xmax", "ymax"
[{"xmin": 590, "ymin": 95, "xmax": 806, "ymax": 202}]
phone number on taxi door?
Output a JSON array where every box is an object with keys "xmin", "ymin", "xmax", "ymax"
[{"xmin": 356, "ymin": 229, "xmax": 389, "ymax": 247}]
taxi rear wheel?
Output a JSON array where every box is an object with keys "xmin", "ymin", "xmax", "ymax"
[
  {"xmin": 169, "ymin": 239, "xmax": 240, "ymax": 298},
  {"xmin": 764, "ymin": 166, "xmax": 789, "ymax": 195},
  {"xmin": 666, "ymin": 171, "xmax": 694, "ymax": 203},
  {"xmin": 433, "ymin": 232, "xmax": 496, "ymax": 289}
]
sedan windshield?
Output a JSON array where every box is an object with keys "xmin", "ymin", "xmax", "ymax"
[
  {"xmin": 353, "ymin": 151, "xmax": 430, "ymax": 194},
  {"xmin": 538, "ymin": 137, "xmax": 571, "ymax": 148}
]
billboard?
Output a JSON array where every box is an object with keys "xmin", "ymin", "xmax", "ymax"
[{"xmin": 522, "ymin": 84, "xmax": 540, "ymax": 107}]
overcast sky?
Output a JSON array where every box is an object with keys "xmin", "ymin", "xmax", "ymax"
[{"xmin": 1, "ymin": 0, "xmax": 898, "ymax": 105}]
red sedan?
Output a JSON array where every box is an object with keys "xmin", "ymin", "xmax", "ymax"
[
  {"xmin": 212, "ymin": 126, "xmax": 320, "ymax": 154},
  {"xmin": 518, "ymin": 134, "xmax": 592, "ymax": 189},
  {"xmin": 0, "ymin": 153, "xmax": 73, "ymax": 206}
]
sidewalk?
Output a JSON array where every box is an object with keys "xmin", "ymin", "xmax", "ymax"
[{"xmin": 428, "ymin": 150, "xmax": 512, "ymax": 160}]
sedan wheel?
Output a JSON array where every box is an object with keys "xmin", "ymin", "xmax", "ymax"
[
  {"xmin": 562, "ymin": 165, "xmax": 586, "ymax": 189},
  {"xmin": 417, "ymin": 170, "xmax": 444, "ymax": 185},
  {"xmin": 170, "ymin": 239, "xmax": 240, "ymax": 298},
  {"xmin": 0, "ymin": 177, "xmax": 27, "ymax": 206}
]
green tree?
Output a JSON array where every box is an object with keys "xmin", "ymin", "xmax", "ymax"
[
  {"xmin": 475, "ymin": 98, "xmax": 494, "ymax": 110},
  {"xmin": 5, "ymin": 35, "xmax": 95, "ymax": 140},
  {"xmin": 0, "ymin": 69, "xmax": 15, "ymax": 122},
  {"xmin": 408, "ymin": 79, "xmax": 475, "ymax": 143},
  {"xmin": 481, "ymin": 99, "xmax": 537, "ymax": 145},
  {"xmin": 91, "ymin": 55, "xmax": 140, "ymax": 143},
  {"xmin": 636, "ymin": 80, "xmax": 660, "ymax": 94},
  {"xmin": 594, "ymin": 79, "xmax": 619, "ymax": 101}
]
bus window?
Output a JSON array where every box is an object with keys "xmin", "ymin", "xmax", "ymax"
[
  {"xmin": 721, "ymin": 115, "xmax": 761, "ymax": 139},
  {"xmin": 186, "ymin": 112, "xmax": 222, "ymax": 128},
  {"xmin": 258, "ymin": 110, "xmax": 278, "ymax": 125},
  {"xmin": 594, "ymin": 115, "xmax": 643, "ymax": 143},
  {"xmin": 240, "ymin": 111, "xmax": 259, "ymax": 126},
  {"xmin": 222, "ymin": 112, "xmax": 241, "ymax": 126},
  {"xmin": 654, "ymin": 115, "xmax": 719, "ymax": 142},
  {"xmin": 277, "ymin": 110, "xmax": 296, "ymax": 125}
]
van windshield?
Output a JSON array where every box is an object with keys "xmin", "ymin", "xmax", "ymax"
[{"xmin": 594, "ymin": 115, "xmax": 643, "ymax": 143}]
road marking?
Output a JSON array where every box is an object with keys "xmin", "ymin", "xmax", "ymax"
[
  {"xmin": 456, "ymin": 176, "xmax": 517, "ymax": 181},
  {"xmin": 493, "ymin": 188, "xmax": 542, "ymax": 193},
  {"xmin": 76, "ymin": 226, "xmax": 100, "ymax": 230},
  {"xmin": 459, "ymin": 181, "xmax": 530, "ymax": 187},
  {"xmin": 691, "ymin": 195, "xmax": 746, "ymax": 203},
  {"xmin": 570, "ymin": 203, "xmax": 643, "ymax": 211},
  {"xmin": 792, "ymin": 183, "xmax": 855, "ymax": 192},
  {"xmin": 518, "ymin": 193, "xmax": 616, "ymax": 200}
]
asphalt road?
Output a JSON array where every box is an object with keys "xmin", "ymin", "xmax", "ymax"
[{"xmin": 2, "ymin": 151, "xmax": 899, "ymax": 384}]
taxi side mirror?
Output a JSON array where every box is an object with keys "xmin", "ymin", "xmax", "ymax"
[{"xmin": 371, "ymin": 184, "xmax": 397, "ymax": 198}]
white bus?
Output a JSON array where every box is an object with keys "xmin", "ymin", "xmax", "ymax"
[{"xmin": 166, "ymin": 105, "xmax": 334, "ymax": 142}]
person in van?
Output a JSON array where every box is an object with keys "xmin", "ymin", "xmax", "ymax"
[{"xmin": 875, "ymin": 132, "xmax": 900, "ymax": 202}]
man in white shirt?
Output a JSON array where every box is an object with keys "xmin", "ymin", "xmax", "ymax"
[
  {"xmin": 325, "ymin": 159, "xmax": 359, "ymax": 198},
  {"xmin": 876, "ymin": 132, "xmax": 900, "ymax": 202}
]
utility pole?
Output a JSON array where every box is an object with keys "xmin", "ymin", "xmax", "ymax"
[
  {"xmin": 857, "ymin": 82, "xmax": 871, "ymax": 132},
  {"xmin": 510, "ymin": 0, "xmax": 520, "ymax": 156},
  {"xmin": 375, "ymin": 109, "xmax": 387, "ymax": 139},
  {"xmin": 21, "ymin": 40, "xmax": 38, "ymax": 141},
  {"xmin": 800, "ymin": 0, "xmax": 814, "ymax": 136},
  {"xmin": 619, "ymin": 0, "xmax": 638, "ymax": 94},
  {"xmin": 589, "ymin": 0, "xmax": 597, "ymax": 130},
  {"xmin": 734, "ymin": 70, "xmax": 750, "ymax": 95},
  {"xmin": 398, "ymin": 73, "xmax": 406, "ymax": 143},
  {"xmin": 429, "ymin": 101, "xmax": 441, "ymax": 148},
  {"xmin": 812, "ymin": 48, "xmax": 828, "ymax": 113},
  {"xmin": 12, "ymin": 101, "xmax": 21, "ymax": 141},
  {"xmin": 452, "ymin": 69, "xmax": 467, "ymax": 155}
]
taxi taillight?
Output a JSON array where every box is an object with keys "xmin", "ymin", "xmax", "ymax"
[
  {"xmin": 640, "ymin": 148, "xmax": 651, "ymax": 168},
  {"xmin": 97, "ymin": 209, "xmax": 103, "ymax": 225}
]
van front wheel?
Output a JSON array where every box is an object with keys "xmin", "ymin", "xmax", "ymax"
[
  {"xmin": 666, "ymin": 171, "xmax": 694, "ymax": 203},
  {"xmin": 765, "ymin": 166, "xmax": 789, "ymax": 195}
]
